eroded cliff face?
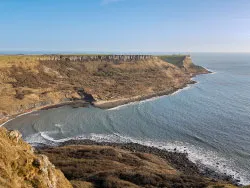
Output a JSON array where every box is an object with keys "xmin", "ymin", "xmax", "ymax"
[
  {"xmin": 0, "ymin": 127, "xmax": 72, "ymax": 188},
  {"xmin": 38, "ymin": 55, "xmax": 155, "ymax": 62},
  {"xmin": 0, "ymin": 55, "xmax": 209, "ymax": 123},
  {"xmin": 160, "ymin": 55, "xmax": 209, "ymax": 75},
  {"xmin": 182, "ymin": 55, "xmax": 209, "ymax": 75}
]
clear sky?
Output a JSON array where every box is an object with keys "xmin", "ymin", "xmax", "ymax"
[{"xmin": 0, "ymin": 0, "xmax": 250, "ymax": 53}]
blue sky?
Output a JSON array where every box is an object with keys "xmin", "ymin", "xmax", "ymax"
[{"xmin": 0, "ymin": 0, "xmax": 250, "ymax": 52}]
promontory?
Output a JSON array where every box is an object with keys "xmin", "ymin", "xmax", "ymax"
[{"xmin": 0, "ymin": 54, "xmax": 209, "ymax": 123}]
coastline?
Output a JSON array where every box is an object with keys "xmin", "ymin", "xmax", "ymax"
[
  {"xmin": 0, "ymin": 54, "xmax": 210, "ymax": 125},
  {"xmin": 37, "ymin": 139, "xmax": 239, "ymax": 186},
  {"xmin": 0, "ymin": 100, "xmax": 89, "ymax": 126},
  {"xmin": 1, "ymin": 70, "xmax": 210, "ymax": 126},
  {"xmin": 93, "ymin": 80, "xmax": 196, "ymax": 109},
  {"xmin": 1, "ymin": 66, "xmax": 242, "ymax": 186},
  {"xmin": 0, "ymin": 80, "xmax": 197, "ymax": 126}
]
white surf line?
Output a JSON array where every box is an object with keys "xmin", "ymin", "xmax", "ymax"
[
  {"xmin": 203, "ymin": 67, "xmax": 217, "ymax": 74},
  {"xmin": 108, "ymin": 88, "xmax": 190, "ymax": 110},
  {"xmin": 26, "ymin": 131, "xmax": 250, "ymax": 185},
  {"xmin": 0, "ymin": 101, "xmax": 74, "ymax": 127},
  {"xmin": 170, "ymin": 84, "xmax": 193, "ymax": 96},
  {"xmin": 107, "ymin": 101, "xmax": 140, "ymax": 111},
  {"xmin": 0, "ymin": 110, "xmax": 38, "ymax": 127},
  {"xmin": 0, "ymin": 118, "xmax": 15, "ymax": 127},
  {"xmin": 108, "ymin": 83, "xmax": 196, "ymax": 111},
  {"xmin": 107, "ymin": 94, "xmax": 169, "ymax": 110}
]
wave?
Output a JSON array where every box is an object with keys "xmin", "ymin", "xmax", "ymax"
[
  {"xmin": 0, "ymin": 110, "xmax": 39, "ymax": 127},
  {"xmin": 202, "ymin": 67, "xmax": 217, "ymax": 75},
  {"xmin": 26, "ymin": 131, "xmax": 250, "ymax": 185},
  {"xmin": 107, "ymin": 101, "xmax": 140, "ymax": 111},
  {"xmin": 171, "ymin": 84, "xmax": 193, "ymax": 96}
]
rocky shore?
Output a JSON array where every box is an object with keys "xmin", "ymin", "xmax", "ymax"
[
  {"xmin": 37, "ymin": 140, "xmax": 240, "ymax": 188},
  {"xmin": 0, "ymin": 124, "xmax": 242, "ymax": 188}
]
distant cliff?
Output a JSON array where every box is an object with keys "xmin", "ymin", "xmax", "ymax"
[
  {"xmin": 159, "ymin": 55, "xmax": 209, "ymax": 75},
  {"xmin": 0, "ymin": 54, "xmax": 209, "ymax": 123}
]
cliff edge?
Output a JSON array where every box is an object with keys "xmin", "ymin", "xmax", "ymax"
[{"xmin": 0, "ymin": 127, "xmax": 72, "ymax": 188}]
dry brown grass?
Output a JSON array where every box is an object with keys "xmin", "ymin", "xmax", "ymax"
[
  {"xmin": 0, "ymin": 55, "xmax": 207, "ymax": 122},
  {"xmin": 39, "ymin": 145, "xmax": 236, "ymax": 188},
  {"xmin": 0, "ymin": 127, "xmax": 72, "ymax": 188}
]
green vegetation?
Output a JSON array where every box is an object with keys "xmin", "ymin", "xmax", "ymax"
[{"xmin": 158, "ymin": 55, "xmax": 186, "ymax": 67}]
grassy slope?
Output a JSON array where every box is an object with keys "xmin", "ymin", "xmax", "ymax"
[
  {"xmin": 0, "ymin": 54, "xmax": 208, "ymax": 122},
  {"xmin": 158, "ymin": 55, "xmax": 186, "ymax": 67},
  {"xmin": 39, "ymin": 145, "xmax": 238, "ymax": 188},
  {"xmin": 0, "ymin": 127, "xmax": 72, "ymax": 188}
]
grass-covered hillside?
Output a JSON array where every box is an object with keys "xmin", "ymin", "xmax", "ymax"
[
  {"xmin": 0, "ymin": 54, "xmax": 208, "ymax": 122},
  {"xmin": 158, "ymin": 55, "xmax": 187, "ymax": 67}
]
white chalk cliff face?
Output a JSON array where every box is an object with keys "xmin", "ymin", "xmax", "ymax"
[{"xmin": 0, "ymin": 127, "xmax": 72, "ymax": 188}]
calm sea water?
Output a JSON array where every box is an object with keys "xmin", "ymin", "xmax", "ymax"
[{"xmin": 3, "ymin": 53, "xmax": 250, "ymax": 185}]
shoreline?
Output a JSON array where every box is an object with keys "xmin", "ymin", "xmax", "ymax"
[
  {"xmin": 36, "ymin": 139, "xmax": 239, "ymax": 186},
  {"xmin": 0, "ymin": 100, "xmax": 89, "ymax": 126},
  {"xmin": 0, "ymin": 57, "xmax": 211, "ymax": 125},
  {"xmin": 93, "ymin": 80, "xmax": 196, "ymax": 109},
  {"xmin": 0, "ymin": 80, "xmax": 197, "ymax": 126},
  {"xmin": 1, "ymin": 68, "xmax": 241, "ymax": 185}
]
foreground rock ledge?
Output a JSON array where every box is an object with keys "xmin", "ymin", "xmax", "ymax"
[{"xmin": 0, "ymin": 127, "xmax": 72, "ymax": 188}]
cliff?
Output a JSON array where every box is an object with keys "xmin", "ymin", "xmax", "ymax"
[
  {"xmin": 0, "ymin": 127, "xmax": 72, "ymax": 188},
  {"xmin": 0, "ymin": 54, "xmax": 209, "ymax": 123},
  {"xmin": 159, "ymin": 55, "xmax": 209, "ymax": 75}
]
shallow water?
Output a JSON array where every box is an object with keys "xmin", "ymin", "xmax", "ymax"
[{"xmin": 4, "ymin": 53, "xmax": 250, "ymax": 185}]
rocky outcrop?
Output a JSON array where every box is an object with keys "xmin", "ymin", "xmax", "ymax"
[
  {"xmin": 159, "ymin": 55, "xmax": 209, "ymax": 75},
  {"xmin": 182, "ymin": 55, "xmax": 209, "ymax": 75},
  {"xmin": 0, "ymin": 127, "xmax": 72, "ymax": 188}
]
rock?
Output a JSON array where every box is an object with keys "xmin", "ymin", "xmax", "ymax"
[
  {"xmin": 8, "ymin": 130, "xmax": 22, "ymax": 143},
  {"xmin": 32, "ymin": 158, "xmax": 41, "ymax": 168},
  {"xmin": 0, "ymin": 127, "xmax": 72, "ymax": 188}
]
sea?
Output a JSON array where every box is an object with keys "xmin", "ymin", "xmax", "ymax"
[{"xmin": 2, "ymin": 53, "xmax": 250, "ymax": 185}]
